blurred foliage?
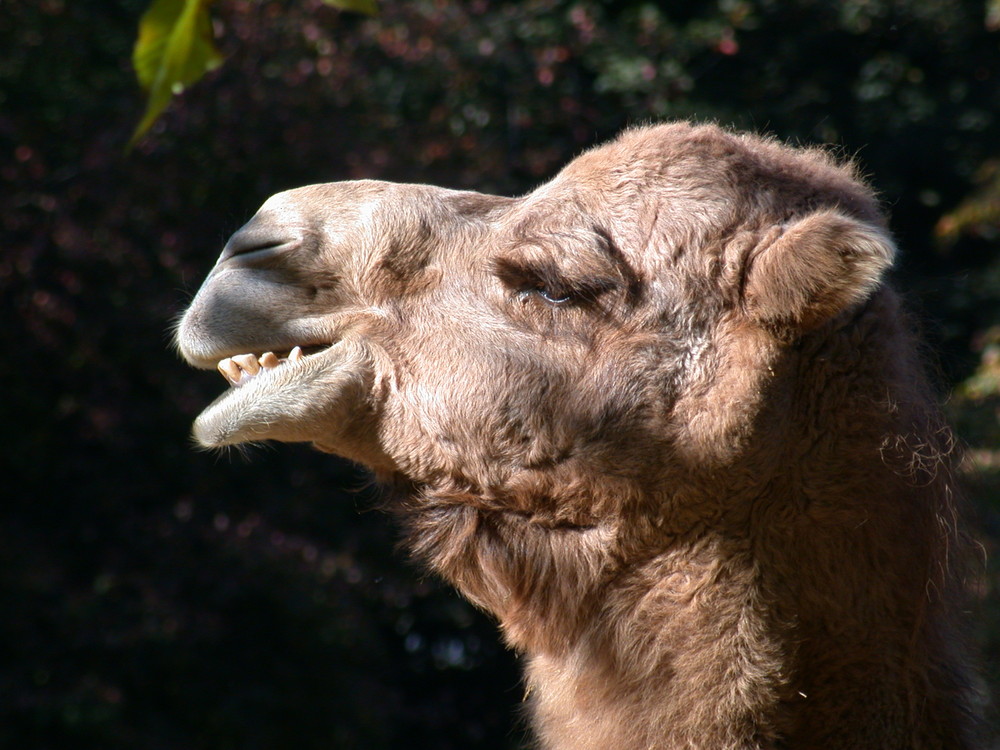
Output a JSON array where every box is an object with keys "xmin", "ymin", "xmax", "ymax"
[
  {"xmin": 129, "ymin": 0, "xmax": 375, "ymax": 146},
  {"xmin": 1, "ymin": 0, "xmax": 999, "ymax": 747},
  {"xmin": 130, "ymin": 0, "xmax": 222, "ymax": 147},
  {"xmin": 938, "ymin": 160, "xmax": 1000, "ymax": 247},
  {"xmin": 949, "ymin": 323, "xmax": 1000, "ymax": 733}
]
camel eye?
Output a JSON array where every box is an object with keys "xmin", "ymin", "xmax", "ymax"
[
  {"xmin": 494, "ymin": 258, "xmax": 578, "ymax": 306},
  {"xmin": 535, "ymin": 287, "xmax": 572, "ymax": 305},
  {"xmin": 513, "ymin": 282, "xmax": 575, "ymax": 307}
]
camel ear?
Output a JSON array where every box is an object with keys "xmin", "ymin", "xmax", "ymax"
[{"xmin": 742, "ymin": 210, "xmax": 895, "ymax": 336}]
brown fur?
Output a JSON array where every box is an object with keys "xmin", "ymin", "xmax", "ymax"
[{"xmin": 176, "ymin": 123, "xmax": 980, "ymax": 748}]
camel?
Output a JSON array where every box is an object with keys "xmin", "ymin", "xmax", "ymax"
[{"xmin": 175, "ymin": 123, "xmax": 980, "ymax": 748}]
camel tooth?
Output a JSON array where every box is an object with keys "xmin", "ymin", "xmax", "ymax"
[
  {"xmin": 232, "ymin": 353, "xmax": 260, "ymax": 375},
  {"xmin": 289, "ymin": 346, "xmax": 303, "ymax": 362},
  {"xmin": 218, "ymin": 358, "xmax": 242, "ymax": 386},
  {"xmin": 260, "ymin": 351, "xmax": 279, "ymax": 369}
]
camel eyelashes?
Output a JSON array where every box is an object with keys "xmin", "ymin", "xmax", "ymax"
[
  {"xmin": 492, "ymin": 257, "xmax": 616, "ymax": 306},
  {"xmin": 534, "ymin": 288, "xmax": 572, "ymax": 305},
  {"xmin": 493, "ymin": 258, "xmax": 573, "ymax": 304}
]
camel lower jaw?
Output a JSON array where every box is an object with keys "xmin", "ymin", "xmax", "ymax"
[{"xmin": 192, "ymin": 343, "xmax": 364, "ymax": 448}]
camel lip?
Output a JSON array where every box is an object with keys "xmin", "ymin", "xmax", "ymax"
[
  {"xmin": 196, "ymin": 343, "xmax": 342, "ymax": 416},
  {"xmin": 217, "ymin": 345, "xmax": 332, "ymax": 389},
  {"xmin": 190, "ymin": 340, "xmax": 361, "ymax": 448},
  {"xmin": 231, "ymin": 344, "xmax": 329, "ymax": 363},
  {"xmin": 181, "ymin": 341, "xmax": 333, "ymax": 372}
]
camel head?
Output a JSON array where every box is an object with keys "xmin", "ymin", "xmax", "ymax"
[{"xmin": 176, "ymin": 123, "xmax": 894, "ymax": 513}]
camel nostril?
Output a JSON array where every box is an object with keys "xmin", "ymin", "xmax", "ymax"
[{"xmin": 221, "ymin": 216, "xmax": 301, "ymax": 263}]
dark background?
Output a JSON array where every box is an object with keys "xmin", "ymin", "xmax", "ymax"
[{"xmin": 2, "ymin": 0, "xmax": 999, "ymax": 747}]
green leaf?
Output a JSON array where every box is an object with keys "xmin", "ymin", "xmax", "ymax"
[
  {"xmin": 129, "ymin": 0, "xmax": 222, "ymax": 148},
  {"xmin": 319, "ymin": 0, "xmax": 378, "ymax": 16}
]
